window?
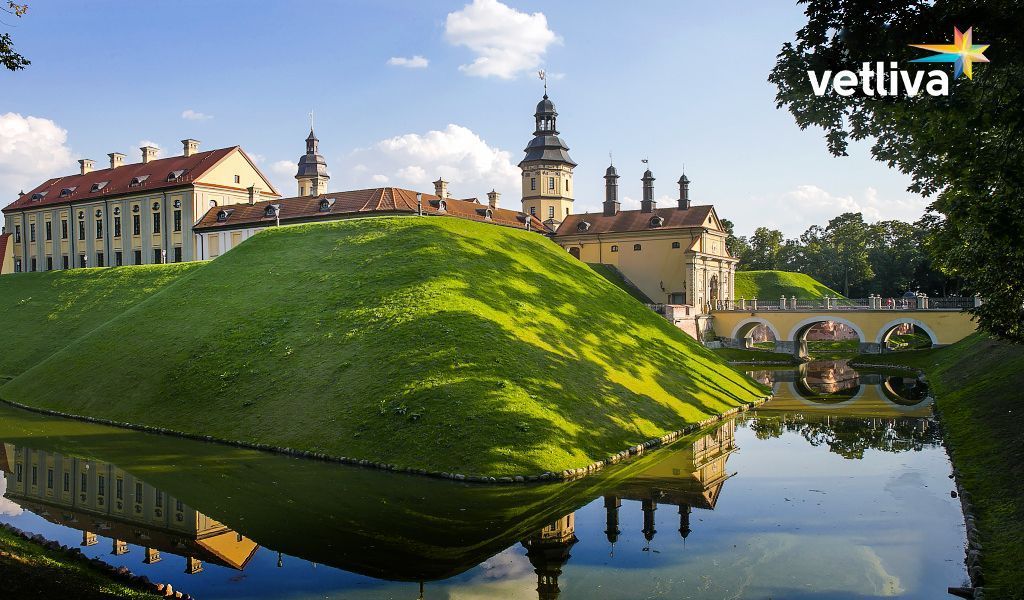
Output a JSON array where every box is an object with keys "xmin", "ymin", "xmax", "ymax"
[
  {"xmin": 134, "ymin": 250, "xmax": 142, "ymax": 265},
  {"xmin": 96, "ymin": 219, "xmax": 103, "ymax": 239},
  {"xmin": 78, "ymin": 255, "xmax": 86, "ymax": 268},
  {"xmin": 59, "ymin": 187, "xmax": 76, "ymax": 197},
  {"xmin": 610, "ymin": 245, "xmax": 619, "ymax": 252},
  {"xmin": 62, "ymin": 255, "xmax": 68, "ymax": 269},
  {"xmin": 63, "ymin": 472, "xmax": 70, "ymax": 493},
  {"xmin": 15, "ymin": 464, "xmax": 21, "ymax": 482},
  {"xmin": 78, "ymin": 220, "xmax": 85, "ymax": 241},
  {"xmin": 154, "ymin": 248, "xmax": 163, "ymax": 264},
  {"xmin": 91, "ymin": 181, "xmax": 108, "ymax": 193},
  {"xmin": 233, "ymin": 175, "xmax": 241, "ymax": 184},
  {"xmin": 116, "ymin": 478, "xmax": 124, "ymax": 501},
  {"xmin": 133, "ymin": 214, "xmax": 141, "ymax": 236},
  {"xmin": 61, "ymin": 219, "xmax": 68, "ymax": 239},
  {"xmin": 31, "ymin": 466, "xmax": 37, "ymax": 486},
  {"xmin": 173, "ymin": 210, "xmax": 182, "ymax": 232},
  {"xmin": 80, "ymin": 472, "xmax": 87, "ymax": 493},
  {"xmin": 155, "ymin": 491, "xmax": 163, "ymax": 508},
  {"xmin": 128, "ymin": 175, "xmax": 149, "ymax": 187},
  {"xmin": 672, "ymin": 241, "xmax": 681, "ymax": 249},
  {"xmin": 173, "ymin": 247, "xmax": 182, "ymax": 263},
  {"xmin": 548, "ymin": 177, "xmax": 555, "ymax": 190},
  {"xmin": 30, "ymin": 257, "xmax": 36, "ymax": 272},
  {"xmin": 29, "ymin": 223, "xmax": 35, "ymax": 242},
  {"xmin": 135, "ymin": 482, "xmax": 143, "ymax": 501},
  {"xmin": 96, "ymin": 252, "xmax": 104, "ymax": 267},
  {"xmin": 530, "ymin": 178, "xmax": 536, "ymax": 191},
  {"xmin": 566, "ymin": 179, "xmax": 570, "ymax": 192},
  {"xmin": 548, "ymin": 206, "xmax": 555, "ymax": 218},
  {"xmin": 175, "ymin": 499, "xmax": 183, "ymax": 512},
  {"xmin": 633, "ymin": 244, "xmax": 642, "ymax": 251},
  {"xmin": 30, "ymin": 192, "xmax": 45, "ymax": 201},
  {"xmin": 153, "ymin": 212, "xmax": 161, "ymax": 234},
  {"xmin": 14, "ymin": 259, "xmax": 21, "ymax": 272},
  {"xmin": 115, "ymin": 251, "xmax": 122, "ymax": 266},
  {"xmin": 113, "ymin": 216, "xmax": 121, "ymax": 238},
  {"xmin": 97, "ymin": 475, "xmax": 105, "ymax": 497},
  {"xmin": 45, "ymin": 221, "xmax": 52, "ymax": 241},
  {"xmin": 47, "ymin": 469, "xmax": 53, "ymax": 489},
  {"xmin": 46, "ymin": 256, "xmax": 53, "ymax": 271},
  {"xmin": 529, "ymin": 206, "xmax": 536, "ymax": 216},
  {"xmin": 14, "ymin": 225, "xmax": 20, "ymax": 243},
  {"xmin": 166, "ymin": 169, "xmax": 185, "ymax": 181}
]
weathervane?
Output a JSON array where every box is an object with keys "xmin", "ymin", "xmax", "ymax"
[
  {"xmin": 537, "ymin": 69, "xmax": 547, "ymax": 96},
  {"xmin": 309, "ymin": 109, "xmax": 315, "ymax": 130}
]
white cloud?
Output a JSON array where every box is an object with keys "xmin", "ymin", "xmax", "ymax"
[
  {"xmin": 0, "ymin": 113, "xmax": 74, "ymax": 199},
  {"xmin": 138, "ymin": 140, "xmax": 161, "ymax": 151},
  {"xmin": 0, "ymin": 475, "xmax": 22, "ymax": 516},
  {"xmin": 445, "ymin": 0, "xmax": 560, "ymax": 79},
  {"xmin": 344, "ymin": 124, "xmax": 520, "ymax": 198},
  {"xmin": 181, "ymin": 109, "xmax": 213, "ymax": 121},
  {"xmin": 371, "ymin": 174, "xmax": 389, "ymax": 184},
  {"xmin": 270, "ymin": 160, "xmax": 297, "ymax": 176},
  {"xmin": 387, "ymin": 55, "xmax": 429, "ymax": 69},
  {"xmin": 738, "ymin": 184, "xmax": 930, "ymax": 237}
]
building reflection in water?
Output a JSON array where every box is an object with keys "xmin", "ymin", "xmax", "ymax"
[
  {"xmin": 519, "ymin": 421, "xmax": 736, "ymax": 598},
  {"xmin": 0, "ymin": 442, "xmax": 258, "ymax": 574}
]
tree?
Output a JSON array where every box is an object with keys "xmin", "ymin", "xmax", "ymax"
[
  {"xmin": 770, "ymin": 0, "xmax": 1024, "ymax": 341},
  {"xmin": 824, "ymin": 213, "xmax": 873, "ymax": 297},
  {"xmin": 721, "ymin": 218, "xmax": 750, "ymax": 261},
  {"xmin": 866, "ymin": 220, "xmax": 921, "ymax": 296},
  {"xmin": 742, "ymin": 227, "xmax": 785, "ymax": 270},
  {"xmin": 1, "ymin": 2, "xmax": 29, "ymax": 71}
]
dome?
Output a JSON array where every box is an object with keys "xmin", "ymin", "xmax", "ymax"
[
  {"xmin": 642, "ymin": 168, "xmax": 654, "ymax": 179},
  {"xmin": 678, "ymin": 173, "xmax": 690, "ymax": 184},
  {"xmin": 605, "ymin": 164, "xmax": 618, "ymax": 177},
  {"xmin": 535, "ymin": 94, "xmax": 556, "ymax": 116}
]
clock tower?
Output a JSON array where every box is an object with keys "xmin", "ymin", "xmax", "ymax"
[{"xmin": 519, "ymin": 93, "xmax": 576, "ymax": 231}]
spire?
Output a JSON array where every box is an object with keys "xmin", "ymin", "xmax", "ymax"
[
  {"xmin": 296, "ymin": 122, "xmax": 330, "ymax": 196},
  {"xmin": 678, "ymin": 170, "xmax": 691, "ymax": 209},
  {"xmin": 603, "ymin": 161, "xmax": 620, "ymax": 216}
]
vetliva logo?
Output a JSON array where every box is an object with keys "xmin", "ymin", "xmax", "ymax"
[{"xmin": 808, "ymin": 26, "xmax": 990, "ymax": 97}]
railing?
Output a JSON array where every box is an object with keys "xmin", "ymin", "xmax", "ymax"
[{"xmin": 714, "ymin": 295, "xmax": 977, "ymax": 312}]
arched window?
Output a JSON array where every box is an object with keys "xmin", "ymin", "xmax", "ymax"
[
  {"xmin": 633, "ymin": 244, "xmax": 642, "ymax": 251},
  {"xmin": 319, "ymin": 199, "xmax": 331, "ymax": 212},
  {"xmin": 485, "ymin": 209, "xmax": 493, "ymax": 220},
  {"xmin": 576, "ymin": 221, "xmax": 591, "ymax": 232},
  {"xmin": 649, "ymin": 215, "xmax": 664, "ymax": 228},
  {"xmin": 438, "ymin": 200, "xmax": 447, "ymax": 212},
  {"xmin": 610, "ymin": 245, "xmax": 619, "ymax": 252},
  {"xmin": 671, "ymin": 241, "xmax": 681, "ymax": 249},
  {"xmin": 216, "ymin": 210, "xmax": 229, "ymax": 222}
]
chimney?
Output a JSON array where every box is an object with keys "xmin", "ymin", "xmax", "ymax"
[
  {"xmin": 181, "ymin": 139, "xmax": 200, "ymax": 157},
  {"xmin": 247, "ymin": 185, "xmax": 260, "ymax": 205},
  {"xmin": 678, "ymin": 173, "xmax": 691, "ymax": 209},
  {"xmin": 108, "ymin": 153, "xmax": 126, "ymax": 169},
  {"xmin": 79, "ymin": 159, "xmax": 94, "ymax": 175},
  {"xmin": 603, "ymin": 164, "xmax": 620, "ymax": 216},
  {"xmin": 433, "ymin": 177, "xmax": 449, "ymax": 199},
  {"xmin": 487, "ymin": 189, "xmax": 500, "ymax": 209},
  {"xmin": 641, "ymin": 169, "xmax": 656, "ymax": 213},
  {"xmin": 140, "ymin": 146, "xmax": 159, "ymax": 164}
]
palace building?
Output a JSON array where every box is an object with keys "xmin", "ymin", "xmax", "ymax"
[
  {"xmin": 1, "ymin": 141, "xmax": 279, "ymax": 272},
  {"xmin": 516, "ymin": 92, "xmax": 738, "ymax": 314}
]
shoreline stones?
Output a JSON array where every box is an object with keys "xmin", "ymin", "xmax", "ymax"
[{"xmin": 0, "ymin": 393, "xmax": 770, "ymax": 486}]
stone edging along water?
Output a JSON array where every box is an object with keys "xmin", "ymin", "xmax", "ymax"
[
  {"xmin": 0, "ymin": 394, "xmax": 770, "ymax": 485},
  {"xmin": 850, "ymin": 361, "xmax": 986, "ymax": 600},
  {"xmin": 0, "ymin": 522, "xmax": 194, "ymax": 600}
]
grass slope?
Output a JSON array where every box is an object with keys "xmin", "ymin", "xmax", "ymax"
[
  {"xmin": 856, "ymin": 333, "xmax": 1024, "ymax": 596},
  {"xmin": 735, "ymin": 270, "xmax": 843, "ymax": 300},
  {"xmin": 0, "ymin": 265, "xmax": 200, "ymax": 380},
  {"xmin": 586, "ymin": 263, "xmax": 654, "ymax": 303},
  {"xmin": 0, "ymin": 217, "xmax": 765, "ymax": 477}
]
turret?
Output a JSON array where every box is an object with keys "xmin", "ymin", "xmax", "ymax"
[
  {"xmin": 603, "ymin": 495, "xmax": 621, "ymax": 544},
  {"xmin": 641, "ymin": 169, "xmax": 656, "ymax": 213},
  {"xmin": 678, "ymin": 172, "xmax": 691, "ymax": 209},
  {"xmin": 519, "ymin": 93, "xmax": 576, "ymax": 228},
  {"xmin": 603, "ymin": 164, "xmax": 620, "ymax": 216},
  {"xmin": 295, "ymin": 127, "xmax": 330, "ymax": 196}
]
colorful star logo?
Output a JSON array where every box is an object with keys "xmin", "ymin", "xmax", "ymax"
[{"xmin": 909, "ymin": 26, "xmax": 990, "ymax": 80}]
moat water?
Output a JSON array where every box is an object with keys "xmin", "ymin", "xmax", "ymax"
[{"xmin": 0, "ymin": 361, "xmax": 968, "ymax": 599}]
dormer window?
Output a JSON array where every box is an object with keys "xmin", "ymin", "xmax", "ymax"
[
  {"xmin": 484, "ymin": 209, "xmax": 493, "ymax": 220},
  {"xmin": 90, "ymin": 181, "xmax": 108, "ymax": 193},
  {"xmin": 165, "ymin": 169, "xmax": 186, "ymax": 182},
  {"xmin": 576, "ymin": 221, "xmax": 591, "ymax": 232},
  {"xmin": 59, "ymin": 187, "xmax": 77, "ymax": 198},
  {"xmin": 263, "ymin": 204, "xmax": 280, "ymax": 218},
  {"xmin": 318, "ymin": 198, "xmax": 333, "ymax": 212},
  {"xmin": 216, "ymin": 209, "xmax": 231, "ymax": 222},
  {"xmin": 438, "ymin": 200, "xmax": 447, "ymax": 213},
  {"xmin": 30, "ymin": 191, "xmax": 46, "ymax": 201},
  {"xmin": 649, "ymin": 215, "xmax": 664, "ymax": 228},
  {"xmin": 128, "ymin": 175, "xmax": 150, "ymax": 188}
]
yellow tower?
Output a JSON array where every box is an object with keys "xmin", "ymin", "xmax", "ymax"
[{"xmin": 519, "ymin": 93, "xmax": 576, "ymax": 231}]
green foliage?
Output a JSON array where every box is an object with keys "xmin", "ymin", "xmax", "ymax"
[
  {"xmin": 856, "ymin": 333, "xmax": 1024, "ymax": 596},
  {"xmin": 0, "ymin": 264, "xmax": 201, "ymax": 378},
  {"xmin": 742, "ymin": 227, "xmax": 785, "ymax": 271},
  {"xmin": 770, "ymin": 0, "xmax": 1024, "ymax": 340},
  {"xmin": 1, "ymin": 2, "xmax": 30, "ymax": 71},
  {"xmin": 0, "ymin": 217, "xmax": 765, "ymax": 476},
  {"xmin": 734, "ymin": 270, "xmax": 842, "ymax": 300},
  {"xmin": 586, "ymin": 263, "xmax": 653, "ymax": 303}
]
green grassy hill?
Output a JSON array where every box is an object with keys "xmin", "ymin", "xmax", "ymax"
[
  {"xmin": 0, "ymin": 264, "xmax": 199, "ymax": 380},
  {"xmin": 586, "ymin": 263, "xmax": 653, "ymax": 303},
  {"xmin": 0, "ymin": 217, "xmax": 765, "ymax": 477},
  {"xmin": 856, "ymin": 333, "xmax": 1024, "ymax": 595},
  {"xmin": 734, "ymin": 270, "xmax": 843, "ymax": 300}
]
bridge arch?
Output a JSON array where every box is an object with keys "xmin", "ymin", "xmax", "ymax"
[
  {"xmin": 730, "ymin": 318, "xmax": 782, "ymax": 342},
  {"xmin": 787, "ymin": 316, "xmax": 868, "ymax": 343},
  {"xmin": 875, "ymin": 318, "xmax": 938, "ymax": 347}
]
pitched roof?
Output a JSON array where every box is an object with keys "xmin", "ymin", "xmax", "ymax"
[
  {"xmin": 2, "ymin": 146, "xmax": 256, "ymax": 213},
  {"xmin": 553, "ymin": 205, "xmax": 716, "ymax": 237},
  {"xmin": 0, "ymin": 233, "xmax": 10, "ymax": 262},
  {"xmin": 193, "ymin": 187, "xmax": 545, "ymax": 232}
]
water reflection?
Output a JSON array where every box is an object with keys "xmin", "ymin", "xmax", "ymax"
[{"xmin": 0, "ymin": 364, "xmax": 968, "ymax": 599}]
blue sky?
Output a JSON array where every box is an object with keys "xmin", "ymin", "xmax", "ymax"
[{"xmin": 0, "ymin": 0, "xmax": 930, "ymax": 237}]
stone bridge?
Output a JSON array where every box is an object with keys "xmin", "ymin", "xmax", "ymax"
[{"xmin": 710, "ymin": 296, "xmax": 978, "ymax": 357}]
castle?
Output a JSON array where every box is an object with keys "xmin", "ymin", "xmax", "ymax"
[{"xmin": 1, "ymin": 93, "xmax": 736, "ymax": 315}]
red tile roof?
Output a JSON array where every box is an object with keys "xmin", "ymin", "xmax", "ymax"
[
  {"xmin": 0, "ymin": 233, "xmax": 10, "ymax": 264},
  {"xmin": 193, "ymin": 187, "xmax": 546, "ymax": 232},
  {"xmin": 2, "ymin": 146, "xmax": 273, "ymax": 213},
  {"xmin": 554, "ymin": 205, "xmax": 716, "ymax": 237}
]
